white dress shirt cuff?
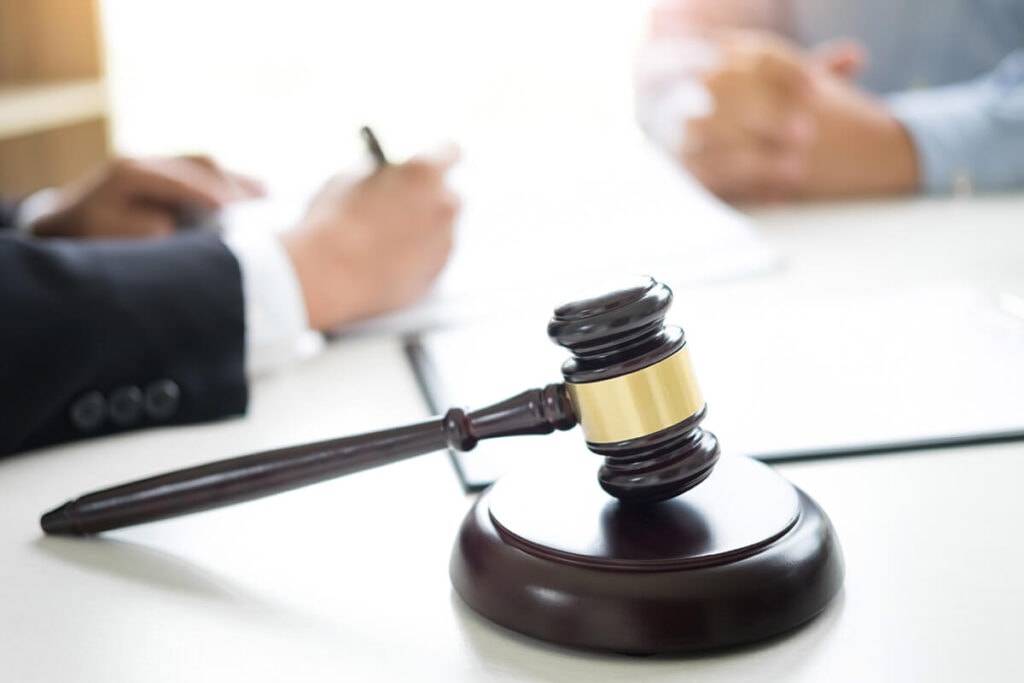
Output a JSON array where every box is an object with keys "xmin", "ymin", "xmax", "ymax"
[
  {"xmin": 223, "ymin": 226, "xmax": 323, "ymax": 377},
  {"xmin": 886, "ymin": 50, "xmax": 1024, "ymax": 195},
  {"xmin": 12, "ymin": 188, "xmax": 60, "ymax": 232}
]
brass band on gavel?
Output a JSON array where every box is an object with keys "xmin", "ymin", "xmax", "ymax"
[{"xmin": 565, "ymin": 346, "xmax": 704, "ymax": 444}]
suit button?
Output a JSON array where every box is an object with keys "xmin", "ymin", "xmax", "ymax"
[
  {"xmin": 109, "ymin": 386, "xmax": 144, "ymax": 426},
  {"xmin": 69, "ymin": 391, "xmax": 106, "ymax": 432},
  {"xmin": 145, "ymin": 379, "xmax": 180, "ymax": 421}
]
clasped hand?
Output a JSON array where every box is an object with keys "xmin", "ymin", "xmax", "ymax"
[
  {"xmin": 31, "ymin": 155, "xmax": 266, "ymax": 238},
  {"xmin": 641, "ymin": 28, "xmax": 918, "ymax": 202}
]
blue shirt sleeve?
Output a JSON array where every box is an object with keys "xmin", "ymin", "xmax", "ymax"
[{"xmin": 886, "ymin": 49, "xmax": 1024, "ymax": 194}]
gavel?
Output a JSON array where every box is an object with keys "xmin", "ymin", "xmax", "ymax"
[
  {"xmin": 41, "ymin": 276, "xmax": 845, "ymax": 654},
  {"xmin": 41, "ymin": 276, "xmax": 718, "ymax": 535}
]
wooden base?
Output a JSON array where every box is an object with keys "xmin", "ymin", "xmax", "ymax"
[{"xmin": 450, "ymin": 454, "xmax": 844, "ymax": 654}]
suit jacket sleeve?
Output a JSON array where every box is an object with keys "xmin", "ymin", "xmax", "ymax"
[
  {"xmin": 1, "ymin": 197, "xmax": 17, "ymax": 230},
  {"xmin": 0, "ymin": 231, "xmax": 248, "ymax": 456}
]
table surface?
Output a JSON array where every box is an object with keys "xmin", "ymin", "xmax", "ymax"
[{"xmin": 3, "ymin": 194, "xmax": 1023, "ymax": 682}]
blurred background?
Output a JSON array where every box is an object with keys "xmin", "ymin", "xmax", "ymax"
[{"xmin": 0, "ymin": 0, "xmax": 653, "ymax": 194}]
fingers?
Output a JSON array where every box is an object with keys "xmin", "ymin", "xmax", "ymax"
[
  {"xmin": 749, "ymin": 46, "xmax": 811, "ymax": 95},
  {"xmin": 686, "ymin": 89, "xmax": 814, "ymax": 160},
  {"xmin": 689, "ymin": 152, "xmax": 800, "ymax": 203},
  {"xmin": 109, "ymin": 156, "xmax": 266, "ymax": 217},
  {"xmin": 683, "ymin": 115, "xmax": 746, "ymax": 155},
  {"xmin": 812, "ymin": 40, "xmax": 867, "ymax": 79},
  {"xmin": 118, "ymin": 206, "xmax": 178, "ymax": 238},
  {"xmin": 685, "ymin": 128, "xmax": 807, "ymax": 202},
  {"xmin": 714, "ymin": 30, "xmax": 811, "ymax": 91},
  {"xmin": 54, "ymin": 204, "xmax": 178, "ymax": 240},
  {"xmin": 703, "ymin": 36, "xmax": 814, "ymax": 145},
  {"xmin": 709, "ymin": 76, "xmax": 815, "ymax": 145},
  {"xmin": 179, "ymin": 154, "xmax": 267, "ymax": 200},
  {"xmin": 108, "ymin": 158, "xmax": 227, "ymax": 212},
  {"xmin": 369, "ymin": 144, "xmax": 462, "ymax": 230}
]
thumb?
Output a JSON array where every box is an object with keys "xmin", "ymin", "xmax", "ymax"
[{"xmin": 812, "ymin": 40, "xmax": 867, "ymax": 79}]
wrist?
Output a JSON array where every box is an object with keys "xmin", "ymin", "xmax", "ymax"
[
  {"xmin": 280, "ymin": 230, "xmax": 328, "ymax": 330},
  {"xmin": 279, "ymin": 228, "xmax": 367, "ymax": 332},
  {"xmin": 801, "ymin": 79, "xmax": 919, "ymax": 198},
  {"xmin": 868, "ymin": 113, "xmax": 919, "ymax": 195}
]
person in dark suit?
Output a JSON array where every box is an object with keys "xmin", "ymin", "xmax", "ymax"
[{"xmin": 1, "ymin": 150, "xmax": 459, "ymax": 456}]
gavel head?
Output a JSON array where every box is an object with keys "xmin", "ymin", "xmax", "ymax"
[{"xmin": 548, "ymin": 276, "xmax": 720, "ymax": 504}]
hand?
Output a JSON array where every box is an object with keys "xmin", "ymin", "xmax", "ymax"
[
  {"xmin": 650, "ymin": 29, "xmax": 918, "ymax": 201},
  {"xmin": 790, "ymin": 61, "xmax": 919, "ymax": 199},
  {"xmin": 676, "ymin": 30, "xmax": 818, "ymax": 202},
  {"xmin": 30, "ymin": 156, "xmax": 265, "ymax": 239},
  {"xmin": 280, "ymin": 146, "xmax": 461, "ymax": 331}
]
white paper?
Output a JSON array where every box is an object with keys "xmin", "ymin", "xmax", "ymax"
[
  {"xmin": 351, "ymin": 131, "xmax": 781, "ymax": 334},
  {"xmin": 224, "ymin": 127, "xmax": 781, "ymax": 337}
]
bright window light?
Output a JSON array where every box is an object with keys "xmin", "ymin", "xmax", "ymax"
[{"xmin": 100, "ymin": 1, "xmax": 653, "ymax": 185}]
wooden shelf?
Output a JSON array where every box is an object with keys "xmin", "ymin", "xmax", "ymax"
[
  {"xmin": 0, "ymin": 0, "xmax": 110, "ymax": 194},
  {"xmin": 0, "ymin": 78, "xmax": 108, "ymax": 141}
]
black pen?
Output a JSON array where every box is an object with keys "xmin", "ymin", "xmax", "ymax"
[{"xmin": 360, "ymin": 125, "xmax": 389, "ymax": 166}]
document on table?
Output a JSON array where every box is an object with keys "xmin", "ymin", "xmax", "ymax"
[
  {"xmin": 410, "ymin": 282, "xmax": 1024, "ymax": 491},
  {"xmin": 224, "ymin": 130, "xmax": 781, "ymax": 337},
  {"xmin": 362, "ymin": 136, "xmax": 780, "ymax": 334}
]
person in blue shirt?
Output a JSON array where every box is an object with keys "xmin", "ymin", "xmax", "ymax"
[{"xmin": 635, "ymin": 0, "xmax": 1024, "ymax": 202}]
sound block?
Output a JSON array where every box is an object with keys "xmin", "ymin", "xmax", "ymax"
[{"xmin": 450, "ymin": 454, "xmax": 844, "ymax": 654}]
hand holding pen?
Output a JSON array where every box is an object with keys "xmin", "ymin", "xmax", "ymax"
[{"xmin": 275, "ymin": 129, "xmax": 461, "ymax": 330}]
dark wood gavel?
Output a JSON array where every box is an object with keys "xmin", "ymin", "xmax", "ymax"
[{"xmin": 41, "ymin": 276, "xmax": 719, "ymax": 535}]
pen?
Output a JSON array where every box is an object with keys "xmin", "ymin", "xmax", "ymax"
[{"xmin": 360, "ymin": 125, "xmax": 389, "ymax": 166}]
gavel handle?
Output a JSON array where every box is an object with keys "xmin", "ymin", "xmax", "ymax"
[{"xmin": 41, "ymin": 384, "xmax": 576, "ymax": 536}]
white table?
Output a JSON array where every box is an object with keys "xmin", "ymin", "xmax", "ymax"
[{"xmin": 3, "ymin": 195, "xmax": 1022, "ymax": 682}]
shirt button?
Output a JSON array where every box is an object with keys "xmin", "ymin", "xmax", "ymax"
[
  {"xmin": 69, "ymin": 391, "xmax": 106, "ymax": 432},
  {"xmin": 109, "ymin": 386, "xmax": 144, "ymax": 426},
  {"xmin": 145, "ymin": 379, "xmax": 180, "ymax": 421}
]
